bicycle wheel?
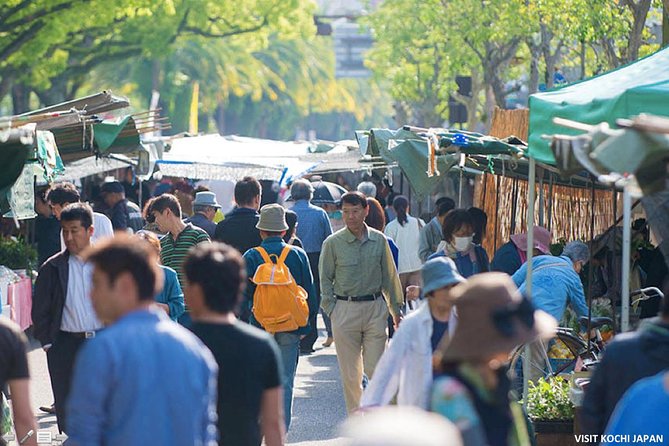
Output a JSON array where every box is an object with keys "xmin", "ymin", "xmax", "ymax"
[{"xmin": 509, "ymin": 330, "xmax": 592, "ymax": 398}]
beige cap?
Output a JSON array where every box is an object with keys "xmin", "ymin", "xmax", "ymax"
[{"xmin": 256, "ymin": 204, "xmax": 289, "ymax": 232}]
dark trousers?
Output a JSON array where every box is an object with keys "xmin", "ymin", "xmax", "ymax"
[
  {"xmin": 46, "ymin": 331, "xmax": 87, "ymax": 433},
  {"xmin": 300, "ymin": 252, "xmax": 321, "ymax": 351}
]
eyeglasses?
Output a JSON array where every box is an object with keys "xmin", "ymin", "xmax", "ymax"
[{"xmin": 492, "ymin": 295, "xmax": 535, "ymax": 338}]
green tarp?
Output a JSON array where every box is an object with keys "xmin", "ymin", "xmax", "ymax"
[
  {"xmin": 356, "ymin": 128, "xmax": 526, "ymax": 197},
  {"xmin": 529, "ymin": 47, "xmax": 669, "ymax": 165}
]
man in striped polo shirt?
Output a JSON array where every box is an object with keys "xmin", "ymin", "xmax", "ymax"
[{"xmin": 150, "ymin": 194, "xmax": 210, "ymax": 326}]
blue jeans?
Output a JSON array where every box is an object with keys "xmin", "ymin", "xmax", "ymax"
[{"xmin": 274, "ymin": 332, "xmax": 300, "ymax": 430}]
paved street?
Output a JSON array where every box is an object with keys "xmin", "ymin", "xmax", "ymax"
[{"xmin": 23, "ymin": 319, "xmax": 349, "ymax": 445}]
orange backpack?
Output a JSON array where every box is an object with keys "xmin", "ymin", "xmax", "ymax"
[{"xmin": 251, "ymin": 246, "xmax": 310, "ymax": 334}]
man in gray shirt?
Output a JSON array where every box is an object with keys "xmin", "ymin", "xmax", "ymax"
[{"xmin": 418, "ymin": 197, "xmax": 455, "ymax": 262}]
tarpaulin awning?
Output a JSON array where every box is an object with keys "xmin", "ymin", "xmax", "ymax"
[
  {"xmin": 19, "ymin": 91, "xmax": 129, "ymax": 117},
  {"xmin": 356, "ymin": 127, "xmax": 527, "ymax": 197},
  {"xmin": 0, "ymin": 128, "xmax": 34, "ymax": 198},
  {"xmin": 158, "ymin": 134, "xmax": 320, "ymax": 185},
  {"xmin": 529, "ymin": 46, "xmax": 669, "ymax": 165}
]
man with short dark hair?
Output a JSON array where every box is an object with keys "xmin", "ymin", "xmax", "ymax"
[
  {"xmin": 581, "ymin": 290, "xmax": 669, "ymax": 435},
  {"xmin": 186, "ymin": 191, "xmax": 220, "ymax": 238},
  {"xmin": 150, "ymin": 194, "xmax": 210, "ymax": 287},
  {"xmin": 214, "ymin": 176, "xmax": 262, "ymax": 254},
  {"xmin": 47, "ymin": 182, "xmax": 114, "ymax": 248},
  {"xmin": 418, "ymin": 197, "xmax": 455, "ymax": 262},
  {"xmin": 32, "ymin": 203, "xmax": 101, "ymax": 433},
  {"xmin": 66, "ymin": 236, "xmax": 218, "ymax": 445},
  {"xmin": 320, "ymin": 191, "xmax": 404, "ymax": 413},
  {"xmin": 242, "ymin": 204, "xmax": 317, "ymax": 430},
  {"xmin": 100, "ymin": 180, "xmax": 144, "ymax": 233},
  {"xmin": 290, "ymin": 179, "xmax": 333, "ymax": 352},
  {"xmin": 186, "ymin": 243, "xmax": 285, "ymax": 446}
]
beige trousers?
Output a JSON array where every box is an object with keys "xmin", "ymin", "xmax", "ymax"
[{"xmin": 331, "ymin": 298, "xmax": 389, "ymax": 413}]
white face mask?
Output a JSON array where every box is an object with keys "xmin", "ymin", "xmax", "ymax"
[{"xmin": 453, "ymin": 236, "xmax": 473, "ymax": 252}]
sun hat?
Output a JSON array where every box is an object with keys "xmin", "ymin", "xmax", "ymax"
[
  {"xmin": 510, "ymin": 226, "xmax": 551, "ymax": 254},
  {"xmin": 422, "ymin": 256, "xmax": 465, "ymax": 295},
  {"xmin": 192, "ymin": 191, "xmax": 220, "ymax": 208},
  {"xmin": 256, "ymin": 204, "xmax": 289, "ymax": 232},
  {"xmin": 439, "ymin": 272, "xmax": 557, "ymax": 362}
]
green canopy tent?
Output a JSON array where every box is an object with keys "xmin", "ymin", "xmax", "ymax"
[
  {"xmin": 528, "ymin": 46, "xmax": 669, "ymax": 165},
  {"xmin": 355, "ymin": 127, "xmax": 526, "ymax": 198}
]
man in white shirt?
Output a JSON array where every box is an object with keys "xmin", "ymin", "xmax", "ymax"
[
  {"xmin": 32, "ymin": 203, "xmax": 102, "ymax": 433},
  {"xmin": 46, "ymin": 182, "xmax": 114, "ymax": 250}
]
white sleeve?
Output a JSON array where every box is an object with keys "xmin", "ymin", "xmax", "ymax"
[{"xmin": 92, "ymin": 213, "xmax": 115, "ymax": 242}]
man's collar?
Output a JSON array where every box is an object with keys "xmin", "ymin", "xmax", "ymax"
[{"xmin": 344, "ymin": 225, "xmax": 372, "ymax": 243}]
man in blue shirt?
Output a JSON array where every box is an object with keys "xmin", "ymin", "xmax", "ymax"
[
  {"xmin": 511, "ymin": 240, "xmax": 589, "ymax": 322},
  {"xmin": 512, "ymin": 240, "xmax": 589, "ymax": 384},
  {"xmin": 243, "ymin": 204, "xmax": 318, "ymax": 431},
  {"xmin": 290, "ymin": 179, "xmax": 333, "ymax": 352},
  {"xmin": 66, "ymin": 236, "xmax": 218, "ymax": 446}
]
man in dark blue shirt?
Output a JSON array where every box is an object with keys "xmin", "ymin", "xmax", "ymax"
[{"xmin": 186, "ymin": 242, "xmax": 285, "ymax": 446}]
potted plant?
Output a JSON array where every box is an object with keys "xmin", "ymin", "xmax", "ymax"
[
  {"xmin": 526, "ymin": 377, "xmax": 576, "ymax": 446},
  {"xmin": 0, "ymin": 237, "xmax": 37, "ymax": 275}
]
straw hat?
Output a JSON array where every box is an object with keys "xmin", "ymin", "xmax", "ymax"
[
  {"xmin": 256, "ymin": 204, "xmax": 289, "ymax": 232},
  {"xmin": 439, "ymin": 272, "xmax": 557, "ymax": 362}
]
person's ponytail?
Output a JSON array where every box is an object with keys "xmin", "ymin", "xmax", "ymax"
[{"xmin": 393, "ymin": 195, "xmax": 409, "ymax": 226}]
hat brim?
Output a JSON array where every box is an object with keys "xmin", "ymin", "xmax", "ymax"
[
  {"xmin": 440, "ymin": 309, "xmax": 558, "ymax": 362},
  {"xmin": 423, "ymin": 275, "xmax": 465, "ymax": 296},
  {"xmin": 256, "ymin": 223, "xmax": 289, "ymax": 232}
]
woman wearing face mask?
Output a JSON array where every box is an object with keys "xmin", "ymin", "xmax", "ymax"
[{"xmin": 430, "ymin": 209, "xmax": 489, "ymax": 278}]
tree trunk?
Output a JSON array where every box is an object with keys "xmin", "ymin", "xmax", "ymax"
[
  {"xmin": 664, "ymin": 0, "xmax": 669, "ymax": 47},
  {"xmin": 625, "ymin": 0, "xmax": 652, "ymax": 63},
  {"xmin": 34, "ymin": 75, "xmax": 67, "ymax": 107},
  {"xmin": 527, "ymin": 40, "xmax": 541, "ymax": 94},
  {"xmin": 11, "ymin": 83, "xmax": 30, "ymax": 114}
]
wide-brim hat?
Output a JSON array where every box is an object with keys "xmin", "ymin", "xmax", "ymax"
[
  {"xmin": 422, "ymin": 256, "xmax": 465, "ymax": 295},
  {"xmin": 511, "ymin": 226, "xmax": 551, "ymax": 255},
  {"xmin": 440, "ymin": 272, "xmax": 557, "ymax": 362},
  {"xmin": 193, "ymin": 191, "xmax": 220, "ymax": 208},
  {"xmin": 256, "ymin": 203, "xmax": 289, "ymax": 232}
]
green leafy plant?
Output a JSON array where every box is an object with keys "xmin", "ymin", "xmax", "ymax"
[
  {"xmin": 525, "ymin": 377, "xmax": 574, "ymax": 421},
  {"xmin": 0, "ymin": 237, "xmax": 37, "ymax": 271}
]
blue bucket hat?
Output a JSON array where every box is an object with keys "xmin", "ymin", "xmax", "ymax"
[{"xmin": 422, "ymin": 256, "xmax": 465, "ymax": 295}]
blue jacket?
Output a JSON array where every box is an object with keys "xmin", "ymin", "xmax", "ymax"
[
  {"xmin": 243, "ymin": 237, "xmax": 318, "ymax": 335},
  {"xmin": 511, "ymin": 255, "xmax": 588, "ymax": 322},
  {"xmin": 155, "ymin": 266, "xmax": 185, "ymax": 321}
]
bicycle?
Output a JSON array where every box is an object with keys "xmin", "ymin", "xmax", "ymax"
[{"xmin": 508, "ymin": 287, "xmax": 665, "ymax": 397}]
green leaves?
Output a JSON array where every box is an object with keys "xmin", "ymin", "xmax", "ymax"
[{"xmin": 526, "ymin": 377, "xmax": 575, "ymax": 421}]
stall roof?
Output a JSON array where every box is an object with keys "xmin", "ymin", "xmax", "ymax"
[
  {"xmin": 529, "ymin": 46, "xmax": 669, "ymax": 165},
  {"xmin": 158, "ymin": 134, "xmax": 320, "ymax": 184}
]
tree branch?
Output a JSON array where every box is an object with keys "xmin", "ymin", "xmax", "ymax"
[
  {"xmin": 182, "ymin": 16, "xmax": 269, "ymax": 39},
  {"xmin": 0, "ymin": 0, "xmax": 86, "ymax": 33},
  {"xmin": 0, "ymin": 0, "xmax": 34, "ymax": 24},
  {"xmin": 0, "ymin": 20, "xmax": 45, "ymax": 60}
]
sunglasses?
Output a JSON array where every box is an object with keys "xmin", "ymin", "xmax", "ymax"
[{"xmin": 492, "ymin": 295, "xmax": 535, "ymax": 338}]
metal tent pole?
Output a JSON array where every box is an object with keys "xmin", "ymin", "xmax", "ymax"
[
  {"xmin": 523, "ymin": 156, "xmax": 537, "ymax": 407},
  {"xmin": 621, "ymin": 184, "xmax": 632, "ymax": 332}
]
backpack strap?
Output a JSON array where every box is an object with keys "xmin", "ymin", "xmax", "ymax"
[
  {"xmin": 255, "ymin": 247, "xmax": 273, "ymax": 264},
  {"xmin": 278, "ymin": 245, "xmax": 292, "ymax": 264}
]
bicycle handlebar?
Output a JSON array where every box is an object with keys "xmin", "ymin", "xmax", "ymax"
[{"xmin": 631, "ymin": 287, "xmax": 665, "ymax": 306}]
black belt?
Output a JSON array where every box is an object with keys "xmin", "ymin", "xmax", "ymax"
[
  {"xmin": 335, "ymin": 292, "xmax": 383, "ymax": 302},
  {"xmin": 60, "ymin": 330, "xmax": 100, "ymax": 339}
]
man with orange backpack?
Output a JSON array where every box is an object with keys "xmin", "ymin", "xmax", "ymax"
[{"xmin": 242, "ymin": 204, "xmax": 318, "ymax": 431}]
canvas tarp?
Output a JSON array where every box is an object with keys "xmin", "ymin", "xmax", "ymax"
[
  {"xmin": 158, "ymin": 134, "xmax": 320, "ymax": 185},
  {"xmin": 356, "ymin": 128, "xmax": 526, "ymax": 197},
  {"xmin": 529, "ymin": 46, "xmax": 669, "ymax": 165}
]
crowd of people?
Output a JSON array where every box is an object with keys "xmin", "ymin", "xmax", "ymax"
[{"xmin": 1, "ymin": 172, "xmax": 668, "ymax": 446}]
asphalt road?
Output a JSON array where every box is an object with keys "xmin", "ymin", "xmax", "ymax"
[{"xmin": 20, "ymin": 318, "xmax": 349, "ymax": 445}]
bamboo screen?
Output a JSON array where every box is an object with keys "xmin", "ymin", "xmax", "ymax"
[{"xmin": 475, "ymin": 173, "xmax": 617, "ymax": 257}]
